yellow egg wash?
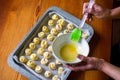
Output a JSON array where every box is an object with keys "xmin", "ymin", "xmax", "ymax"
[{"xmin": 60, "ymin": 43, "xmax": 77, "ymax": 62}]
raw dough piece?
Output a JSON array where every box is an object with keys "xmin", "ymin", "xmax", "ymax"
[
  {"xmin": 27, "ymin": 60, "xmax": 35, "ymax": 69},
  {"xmin": 44, "ymin": 71, "xmax": 52, "ymax": 78},
  {"xmin": 47, "ymin": 34, "xmax": 54, "ymax": 41},
  {"xmin": 50, "ymin": 28, "xmax": 58, "ymax": 35},
  {"xmin": 41, "ymin": 58, "xmax": 48, "ymax": 65},
  {"xmin": 52, "ymin": 14, "xmax": 59, "ymax": 20},
  {"xmin": 58, "ymin": 67, "xmax": 64, "ymax": 75},
  {"xmin": 29, "ymin": 42, "xmax": 36, "ymax": 50},
  {"xmin": 33, "ymin": 37, "xmax": 40, "ymax": 44},
  {"xmin": 37, "ymin": 47, "xmax": 44, "ymax": 55},
  {"xmin": 42, "ymin": 26, "xmax": 49, "ymax": 33},
  {"xmin": 25, "ymin": 48, "xmax": 32, "ymax": 55},
  {"xmin": 48, "ymin": 19, "xmax": 55, "ymax": 26},
  {"xmin": 30, "ymin": 53, "xmax": 39, "ymax": 61},
  {"xmin": 35, "ymin": 65, "xmax": 43, "ymax": 73},
  {"xmin": 48, "ymin": 62, "xmax": 56, "ymax": 70},
  {"xmin": 43, "ymin": 52, "xmax": 51, "ymax": 59},
  {"xmin": 41, "ymin": 40, "xmax": 48, "ymax": 48},
  {"xmin": 38, "ymin": 32, "xmax": 45, "ymax": 38},
  {"xmin": 52, "ymin": 75, "xmax": 59, "ymax": 80},
  {"xmin": 19, "ymin": 56, "xmax": 28, "ymax": 63}
]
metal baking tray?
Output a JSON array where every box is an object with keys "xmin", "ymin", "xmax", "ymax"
[{"xmin": 8, "ymin": 6, "xmax": 94, "ymax": 80}]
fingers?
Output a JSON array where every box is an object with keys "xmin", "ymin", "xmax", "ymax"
[
  {"xmin": 83, "ymin": 2, "xmax": 94, "ymax": 21},
  {"xmin": 83, "ymin": 2, "xmax": 89, "ymax": 14},
  {"xmin": 77, "ymin": 54, "xmax": 88, "ymax": 62},
  {"xmin": 65, "ymin": 64, "xmax": 90, "ymax": 71}
]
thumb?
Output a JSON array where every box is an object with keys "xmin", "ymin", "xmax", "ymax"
[{"xmin": 77, "ymin": 54, "xmax": 87, "ymax": 61}]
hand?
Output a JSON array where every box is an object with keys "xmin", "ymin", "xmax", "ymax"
[
  {"xmin": 65, "ymin": 55, "xmax": 105, "ymax": 71},
  {"xmin": 83, "ymin": 2, "xmax": 111, "ymax": 21}
]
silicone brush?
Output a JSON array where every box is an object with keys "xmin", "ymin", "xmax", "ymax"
[{"xmin": 70, "ymin": 0, "xmax": 95, "ymax": 42}]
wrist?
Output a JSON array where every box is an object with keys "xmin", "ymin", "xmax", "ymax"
[
  {"xmin": 96, "ymin": 59, "xmax": 106, "ymax": 71},
  {"xmin": 102, "ymin": 9, "xmax": 112, "ymax": 19}
]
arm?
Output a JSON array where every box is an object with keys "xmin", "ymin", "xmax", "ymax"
[
  {"xmin": 110, "ymin": 7, "xmax": 120, "ymax": 19},
  {"xmin": 65, "ymin": 55, "xmax": 120, "ymax": 80},
  {"xmin": 100, "ymin": 60, "xmax": 120, "ymax": 80}
]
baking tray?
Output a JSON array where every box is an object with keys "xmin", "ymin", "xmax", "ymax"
[{"xmin": 8, "ymin": 6, "xmax": 94, "ymax": 80}]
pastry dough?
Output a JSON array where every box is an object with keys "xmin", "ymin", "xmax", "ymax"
[
  {"xmin": 41, "ymin": 58, "xmax": 48, "ymax": 65},
  {"xmin": 56, "ymin": 24, "xmax": 62, "ymax": 31},
  {"xmin": 81, "ymin": 32, "xmax": 88, "ymax": 39},
  {"xmin": 50, "ymin": 28, "xmax": 58, "ymax": 35},
  {"xmin": 67, "ymin": 23, "xmax": 74, "ymax": 30},
  {"xmin": 44, "ymin": 71, "xmax": 52, "ymax": 78},
  {"xmin": 48, "ymin": 62, "xmax": 56, "ymax": 70},
  {"xmin": 52, "ymin": 14, "xmax": 59, "ymax": 21},
  {"xmin": 43, "ymin": 52, "xmax": 51, "ymax": 59},
  {"xmin": 35, "ymin": 65, "xmax": 43, "ymax": 73},
  {"xmin": 58, "ymin": 67, "xmax": 64, "ymax": 75},
  {"xmin": 47, "ymin": 34, "xmax": 54, "ymax": 41},
  {"xmin": 63, "ymin": 29, "xmax": 69, "ymax": 34},
  {"xmin": 55, "ymin": 60, "xmax": 61, "ymax": 65},
  {"xmin": 48, "ymin": 45, "xmax": 53, "ymax": 52},
  {"xmin": 48, "ymin": 19, "xmax": 55, "ymax": 26},
  {"xmin": 57, "ymin": 19, "xmax": 65, "ymax": 26},
  {"xmin": 29, "ymin": 42, "xmax": 36, "ymax": 50},
  {"xmin": 19, "ymin": 56, "xmax": 28, "ymax": 63},
  {"xmin": 57, "ymin": 32, "xmax": 63, "ymax": 37},
  {"xmin": 37, "ymin": 47, "xmax": 44, "ymax": 55},
  {"xmin": 27, "ymin": 60, "xmax": 35, "ymax": 69},
  {"xmin": 33, "ymin": 37, "xmax": 40, "ymax": 44},
  {"xmin": 42, "ymin": 26, "xmax": 49, "ymax": 33},
  {"xmin": 41, "ymin": 40, "xmax": 48, "ymax": 48},
  {"xmin": 30, "ymin": 53, "xmax": 39, "ymax": 61},
  {"xmin": 25, "ymin": 48, "xmax": 32, "ymax": 55},
  {"xmin": 38, "ymin": 32, "xmax": 45, "ymax": 38},
  {"xmin": 52, "ymin": 75, "xmax": 59, "ymax": 80}
]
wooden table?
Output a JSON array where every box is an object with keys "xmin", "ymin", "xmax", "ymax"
[{"xmin": 0, "ymin": 0, "xmax": 113, "ymax": 80}]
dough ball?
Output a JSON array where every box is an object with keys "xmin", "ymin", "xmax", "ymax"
[
  {"xmin": 35, "ymin": 65, "xmax": 43, "ymax": 73},
  {"xmin": 43, "ymin": 52, "xmax": 51, "ymax": 59},
  {"xmin": 30, "ymin": 53, "xmax": 39, "ymax": 61},
  {"xmin": 38, "ymin": 32, "xmax": 45, "ymax": 38},
  {"xmin": 48, "ymin": 45, "xmax": 53, "ymax": 52},
  {"xmin": 57, "ymin": 19, "xmax": 65, "ymax": 26},
  {"xmin": 42, "ymin": 26, "xmax": 49, "ymax": 33},
  {"xmin": 55, "ymin": 60, "xmax": 61, "ymax": 65},
  {"xmin": 33, "ymin": 37, "xmax": 40, "ymax": 44},
  {"xmin": 48, "ymin": 19, "xmax": 55, "ymax": 26},
  {"xmin": 29, "ymin": 42, "xmax": 36, "ymax": 50},
  {"xmin": 25, "ymin": 48, "xmax": 32, "ymax": 56},
  {"xmin": 44, "ymin": 71, "xmax": 52, "ymax": 78},
  {"xmin": 56, "ymin": 24, "xmax": 62, "ymax": 31},
  {"xmin": 19, "ymin": 56, "xmax": 28, "ymax": 63},
  {"xmin": 48, "ymin": 62, "xmax": 56, "ymax": 70},
  {"xmin": 52, "ymin": 14, "xmax": 59, "ymax": 21},
  {"xmin": 67, "ymin": 23, "xmax": 74, "ymax": 30},
  {"xmin": 52, "ymin": 75, "xmax": 59, "ymax": 80},
  {"xmin": 41, "ymin": 40, "xmax": 48, "ymax": 48},
  {"xmin": 63, "ymin": 29, "xmax": 69, "ymax": 34},
  {"xmin": 40, "ymin": 58, "xmax": 48, "ymax": 65},
  {"xmin": 57, "ymin": 32, "xmax": 63, "ymax": 37},
  {"xmin": 47, "ymin": 34, "xmax": 54, "ymax": 41},
  {"xmin": 81, "ymin": 32, "xmax": 89, "ymax": 39},
  {"xmin": 58, "ymin": 67, "xmax": 64, "ymax": 75},
  {"xmin": 50, "ymin": 28, "xmax": 58, "ymax": 35},
  {"xmin": 37, "ymin": 47, "xmax": 44, "ymax": 55},
  {"xmin": 27, "ymin": 60, "xmax": 35, "ymax": 69}
]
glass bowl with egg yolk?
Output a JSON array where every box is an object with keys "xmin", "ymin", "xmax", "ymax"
[{"xmin": 52, "ymin": 34, "xmax": 89, "ymax": 64}]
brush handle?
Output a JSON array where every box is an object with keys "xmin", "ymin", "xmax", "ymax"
[{"xmin": 79, "ymin": 0, "xmax": 95, "ymax": 29}]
